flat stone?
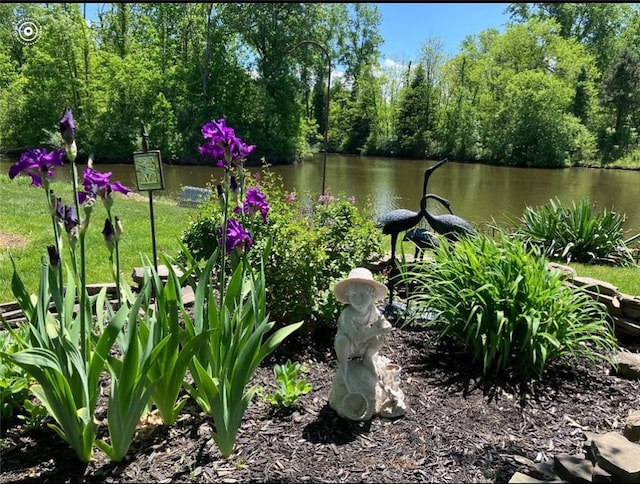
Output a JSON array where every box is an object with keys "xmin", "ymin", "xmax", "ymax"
[
  {"xmin": 592, "ymin": 462, "xmax": 613, "ymax": 483},
  {"xmin": 613, "ymin": 351, "xmax": 640, "ymax": 380},
  {"xmin": 570, "ymin": 276, "xmax": 618, "ymax": 296},
  {"xmin": 592, "ymin": 431, "xmax": 640, "ymax": 482},
  {"xmin": 553, "ymin": 453, "xmax": 592, "ymax": 483},
  {"xmin": 624, "ymin": 410, "xmax": 640, "ymax": 443},
  {"xmin": 531, "ymin": 460, "xmax": 560, "ymax": 481},
  {"xmin": 508, "ymin": 471, "xmax": 546, "ymax": 483},
  {"xmin": 132, "ymin": 265, "xmax": 185, "ymax": 285},
  {"xmin": 582, "ymin": 431, "xmax": 599, "ymax": 459}
]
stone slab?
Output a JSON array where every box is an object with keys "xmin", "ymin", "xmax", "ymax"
[
  {"xmin": 508, "ymin": 471, "xmax": 546, "ymax": 483},
  {"xmin": 553, "ymin": 453, "xmax": 592, "ymax": 483},
  {"xmin": 592, "ymin": 431, "xmax": 640, "ymax": 482},
  {"xmin": 624, "ymin": 410, "xmax": 640, "ymax": 443},
  {"xmin": 613, "ymin": 351, "xmax": 640, "ymax": 380}
]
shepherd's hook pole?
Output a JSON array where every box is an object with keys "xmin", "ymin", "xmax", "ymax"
[{"xmin": 288, "ymin": 40, "xmax": 331, "ymax": 196}]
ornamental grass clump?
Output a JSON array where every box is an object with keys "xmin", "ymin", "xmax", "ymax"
[
  {"xmin": 513, "ymin": 197, "xmax": 639, "ymax": 266},
  {"xmin": 400, "ymin": 232, "xmax": 618, "ymax": 378}
]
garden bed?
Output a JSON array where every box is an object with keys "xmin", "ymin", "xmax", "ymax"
[{"xmin": 1, "ymin": 322, "xmax": 638, "ymax": 483}]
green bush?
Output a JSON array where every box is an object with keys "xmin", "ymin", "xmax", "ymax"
[
  {"xmin": 180, "ymin": 170, "xmax": 384, "ymax": 329},
  {"xmin": 513, "ymin": 197, "xmax": 637, "ymax": 266},
  {"xmin": 0, "ymin": 326, "xmax": 30, "ymax": 419},
  {"xmin": 400, "ymin": 232, "xmax": 618, "ymax": 378}
]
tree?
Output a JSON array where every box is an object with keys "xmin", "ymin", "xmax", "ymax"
[
  {"xmin": 601, "ymin": 46, "xmax": 640, "ymax": 155},
  {"xmin": 395, "ymin": 63, "xmax": 433, "ymax": 158}
]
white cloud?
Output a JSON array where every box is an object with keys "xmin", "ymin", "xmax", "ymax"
[{"xmin": 383, "ymin": 58, "xmax": 405, "ymax": 70}]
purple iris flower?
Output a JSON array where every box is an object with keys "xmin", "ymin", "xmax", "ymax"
[
  {"xmin": 47, "ymin": 245, "xmax": 60, "ymax": 269},
  {"xmin": 241, "ymin": 187, "xmax": 269, "ymax": 223},
  {"xmin": 199, "ymin": 118, "xmax": 256, "ymax": 167},
  {"xmin": 102, "ymin": 218, "xmax": 115, "ymax": 251},
  {"xmin": 63, "ymin": 205, "xmax": 79, "ymax": 234},
  {"xmin": 219, "ymin": 218, "xmax": 253, "ymax": 252},
  {"xmin": 80, "ymin": 167, "xmax": 130, "ymax": 202},
  {"xmin": 8, "ymin": 148, "xmax": 65, "ymax": 187},
  {"xmin": 202, "ymin": 118, "xmax": 236, "ymax": 141},
  {"xmin": 59, "ymin": 107, "xmax": 76, "ymax": 144},
  {"xmin": 54, "ymin": 196, "xmax": 64, "ymax": 220}
]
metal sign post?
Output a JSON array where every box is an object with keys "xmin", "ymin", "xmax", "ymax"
[{"xmin": 133, "ymin": 121, "xmax": 164, "ymax": 271}]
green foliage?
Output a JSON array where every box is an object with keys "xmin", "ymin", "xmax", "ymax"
[
  {"xmin": 0, "ymin": 326, "xmax": 30, "ymax": 419},
  {"xmin": 181, "ymin": 243, "xmax": 303, "ymax": 457},
  {"xmin": 2, "ymin": 257, "xmax": 125, "ymax": 462},
  {"xmin": 95, "ymin": 281, "xmax": 169, "ymax": 462},
  {"xmin": 513, "ymin": 197, "xmax": 637, "ymax": 266},
  {"xmin": 4, "ymin": 3, "xmax": 640, "ymax": 164},
  {"xmin": 400, "ymin": 233, "xmax": 619, "ymax": 378},
  {"xmin": 180, "ymin": 170, "xmax": 384, "ymax": 327},
  {"xmin": 262, "ymin": 359, "xmax": 312, "ymax": 408},
  {"xmin": 16, "ymin": 399, "xmax": 48, "ymax": 431},
  {"xmin": 128, "ymin": 254, "xmax": 211, "ymax": 427}
]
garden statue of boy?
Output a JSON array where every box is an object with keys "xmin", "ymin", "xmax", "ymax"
[{"xmin": 329, "ymin": 267, "xmax": 406, "ymax": 421}]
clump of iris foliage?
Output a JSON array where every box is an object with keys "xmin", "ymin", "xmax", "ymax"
[
  {"xmin": 399, "ymin": 231, "xmax": 618, "ymax": 378},
  {"xmin": 181, "ymin": 172, "xmax": 384, "ymax": 330},
  {"xmin": 1, "ymin": 111, "xmax": 302, "ymax": 462},
  {"xmin": 512, "ymin": 197, "xmax": 639, "ymax": 267}
]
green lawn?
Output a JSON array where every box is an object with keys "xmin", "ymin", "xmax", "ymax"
[
  {"xmin": 569, "ymin": 262, "xmax": 640, "ymax": 296},
  {"xmin": 0, "ymin": 174, "xmax": 195, "ymax": 303}
]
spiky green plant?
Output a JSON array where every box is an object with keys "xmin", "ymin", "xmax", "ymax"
[
  {"xmin": 400, "ymin": 232, "xmax": 619, "ymax": 378},
  {"xmin": 513, "ymin": 197, "xmax": 638, "ymax": 266}
]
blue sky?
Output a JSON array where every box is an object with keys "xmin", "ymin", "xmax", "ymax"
[
  {"xmin": 376, "ymin": 3, "xmax": 512, "ymax": 61},
  {"xmin": 81, "ymin": 2, "xmax": 511, "ymax": 62}
]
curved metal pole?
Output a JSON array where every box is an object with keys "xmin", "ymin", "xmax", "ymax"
[{"xmin": 288, "ymin": 40, "xmax": 331, "ymax": 195}]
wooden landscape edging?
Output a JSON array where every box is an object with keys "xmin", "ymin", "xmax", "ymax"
[{"xmin": 0, "ymin": 266, "xmax": 195, "ymax": 328}]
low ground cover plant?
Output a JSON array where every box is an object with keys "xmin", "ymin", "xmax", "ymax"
[
  {"xmin": 261, "ymin": 359, "xmax": 312, "ymax": 408},
  {"xmin": 513, "ymin": 197, "xmax": 639, "ymax": 266},
  {"xmin": 400, "ymin": 232, "xmax": 619, "ymax": 378}
]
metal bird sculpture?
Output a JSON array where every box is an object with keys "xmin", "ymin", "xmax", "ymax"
[
  {"xmin": 376, "ymin": 158, "xmax": 448, "ymax": 266},
  {"xmin": 403, "ymin": 227, "xmax": 441, "ymax": 261},
  {"xmin": 423, "ymin": 194, "xmax": 476, "ymax": 242}
]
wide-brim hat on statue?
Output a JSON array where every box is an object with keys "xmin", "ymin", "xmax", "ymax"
[{"xmin": 333, "ymin": 267, "xmax": 388, "ymax": 304}]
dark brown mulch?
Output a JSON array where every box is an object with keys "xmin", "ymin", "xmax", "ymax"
[{"xmin": 1, "ymin": 320, "xmax": 639, "ymax": 483}]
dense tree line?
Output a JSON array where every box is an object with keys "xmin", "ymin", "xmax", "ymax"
[{"xmin": 2, "ymin": 3, "xmax": 640, "ymax": 167}]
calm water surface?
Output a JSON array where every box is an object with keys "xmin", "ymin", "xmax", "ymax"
[{"xmin": 3, "ymin": 154, "xmax": 640, "ymax": 234}]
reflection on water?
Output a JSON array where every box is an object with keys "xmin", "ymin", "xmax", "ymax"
[{"xmin": 2, "ymin": 154, "xmax": 640, "ymax": 234}]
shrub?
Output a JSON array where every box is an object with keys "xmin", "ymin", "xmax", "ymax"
[
  {"xmin": 181, "ymin": 169, "xmax": 384, "ymax": 329},
  {"xmin": 513, "ymin": 197, "xmax": 637, "ymax": 266},
  {"xmin": 400, "ymin": 232, "xmax": 618, "ymax": 378}
]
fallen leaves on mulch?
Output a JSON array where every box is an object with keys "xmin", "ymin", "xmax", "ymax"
[{"xmin": 1, "ymin": 323, "xmax": 638, "ymax": 483}]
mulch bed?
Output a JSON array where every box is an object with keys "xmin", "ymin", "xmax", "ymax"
[{"xmin": 1, "ymin": 315, "xmax": 639, "ymax": 483}]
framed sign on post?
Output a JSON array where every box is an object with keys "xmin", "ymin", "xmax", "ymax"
[{"xmin": 133, "ymin": 150, "xmax": 164, "ymax": 191}]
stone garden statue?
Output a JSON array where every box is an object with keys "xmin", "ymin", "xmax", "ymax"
[{"xmin": 329, "ymin": 267, "xmax": 406, "ymax": 421}]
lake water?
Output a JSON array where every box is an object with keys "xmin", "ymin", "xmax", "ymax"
[{"xmin": 3, "ymin": 153, "xmax": 640, "ymax": 235}]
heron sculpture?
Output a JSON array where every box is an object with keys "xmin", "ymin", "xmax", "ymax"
[
  {"xmin": 403, "ymin": 227, "xmax": 441, "ymax": 261},
  {"xmin": 423, "ymin": 193, "xmax": 476, "ymax": 242},
  {"xmin": 376, "ymin": 157, "xmax": 448, "ymax": 265}
]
